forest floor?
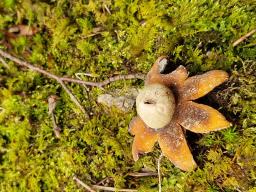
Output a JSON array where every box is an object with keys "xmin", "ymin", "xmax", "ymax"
[{"xmin": 0, "ymin": 0, "xmax": 255, "ymax": 191}]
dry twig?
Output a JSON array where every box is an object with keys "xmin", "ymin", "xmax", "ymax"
[
  {"xmin": 0, "ymin": 56, "xmax": 9, "ymax": 69},
  {"xmin": 127, "ymin": 172, "xmax": 158, "ymax": 177},
  {"xmin": 73, "ymin": 176, "xmax": 96, "ymax": 192},
  {"xmin": 104, "ymin": 4, "xmax": 111, "ymax": 14},
  {"xmin": 52, "ymin": 114, "xmax": 61, "ymax": 138},
  {"xmin": 82, "ymin": 32, "xmax": 102, "ymax": 39},
  {"xmin": 0, "ymin": 49, "xmax": 145, "ymax": 115},
  {"xmin": 48, "ymin": 95, "xmax": 61, "ymax": 138},
  {"xmin": 96, "ymin": 176, "xmax": 112, "ymax": 185},
  {"xmin": 92, "ymin": 185, "xmax": 137, "ymax": 192},
  {"xmin": 157, "ymin": 153, "xmax": 164, "ymax": 192},
  {"xmin": 0, "ymin": 49, "xmax": 145, "ymax": 88},
  {"xmin": 0, "ymin": 49, "xmax": 88, "ymax": 116},
  {"xmin": 60, "ymin": 73, "xmax": 145, "ymax": 89},
  {"xmin": 232, "ymin": 29, "xmax": 256, "ymax": 47},
  {"xmin": 75, "ymin": 72, "xmax": 99, "ymax": 78},
  {"xmin": 73, "ymin": 175, "xmax": 137, "ymax": 192}
]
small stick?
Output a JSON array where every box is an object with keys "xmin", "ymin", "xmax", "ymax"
[
  {"xmin": 104, "ymin": 4, "xmax": 111, "ymax": 14},
  {"xmin": 75, "ymin": 73, "xmax": 91, "ymax": 92},
  {"xmin": 51, "ymin": 112, "xmax": 57, "ymax": 128},
  {"xmin": 75, "ymin": 72, "xmax": 99, "ymax": 78},
  {"xmin": 82, "ymin": 32, "xmax": 102, "ymax": 39},
  {"xmin": 127, "ymin": 172, "xmax": 158, "ymax": 177},
  {"xmin": 48, "ymin": 95, "xmax": 61, "ymax": 138},
  {"xmin": 0, "ymin": 49, "xmax": 145, "ymax": 114},
  {"xmin": 73, "ymin": 176, "xmax": 96, "ymax": 192},
  {"xmin": 232, "ymin": 29, "xmax": 256, "ymax": 47},
  {"xmin": 51, "ymin": 113, "xmax": 61, "ymax": 138},
  {"xmin": 60, "ymin": 73, "xmax": 145, "ymax": 88},
  {"xmin": 0, "ymin": 56, "xmax": 9, "ymax": 69},
  {"xmin": 157, "ymin": 153, "xmax": 164, "ymax": 192},
  {"xmin": 0, "ymin": 49, "xmax": 88, "ymax": 116},
  {"xmin": 96, "ymin": 176, "xmax": 112, "ymax": 185},
  {"xmin": 92, "ymin": 185, "xmax": 137, "ymax": 192},
  {"xmin": 60, "ymin": 77, "xmax": 103, "ymax": 88},
  {"xmin": 58, "ymin": 80, "xmax": 87, "ymax": 115},
  {"xmin": 73, "ymin": 176, "xmax": 137, "ymax": 192},
  {"xmin": 0, "ymin": 49, "xmax": 144, "ymax": 89}
]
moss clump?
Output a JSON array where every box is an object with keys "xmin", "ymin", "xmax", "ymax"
[{"xmin": 0, "ymin": 0, "xmax": 255, "ymax": 191}]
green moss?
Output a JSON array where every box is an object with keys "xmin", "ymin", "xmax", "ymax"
[{"xmin": 0, "ymin": 0, "xmax": 255, "ymax": 191}]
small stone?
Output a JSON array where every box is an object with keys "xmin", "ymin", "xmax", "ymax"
[{"xmin": 97, "ymin": 88, "xmax": 139, "ymax": 112}]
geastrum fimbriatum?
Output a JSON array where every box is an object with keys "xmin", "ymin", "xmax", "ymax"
[{"xmin": 129, "ymin": 56, "xmax": 231, "ymax": 171}]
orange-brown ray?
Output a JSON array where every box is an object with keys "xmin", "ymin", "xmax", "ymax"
[
  {"xmin": 176, "ymin": 101, "xmax": 231, "ymax": 133},
  {"xmin": 180, "ymin": 70, "xmax": 228, "ymax": 101},
  {"xmin": 145, "ymin": 57, "xmax": 188, "ymax": 87},
  {"xmin": 129, "ymin": 116, "xmax": 146, "ymax": 135},
  {"xmin": 158, "ymin": 122, "xmax": 197, "ymax": 171},
  {"xmin": 129, "ymin": 116, "xmax": 158, "ymax": 161}
]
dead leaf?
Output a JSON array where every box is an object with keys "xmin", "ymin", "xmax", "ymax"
[{"xmin": 8, "ymin": 25, "xmax": 38, "ymax": 36}]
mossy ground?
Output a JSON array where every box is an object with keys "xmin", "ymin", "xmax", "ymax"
[{"xmin": 0, "ymin": 0, "xmax": 255, "ymax": 191}]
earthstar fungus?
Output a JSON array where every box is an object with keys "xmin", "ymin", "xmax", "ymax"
[{"xmin": 129, "ymin": 57, "xmax": 231, "ymax": 171}]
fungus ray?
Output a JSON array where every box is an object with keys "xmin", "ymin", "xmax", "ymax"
[
  {"xmin": 158, "ymin": 122, "xmax": 197, "ymax": 171},
  {"xmin": 177, "ymin": 101, "xmax": 231, "ymax": 133},
  {"xmin": 129, "ymin": 116, "xmax": 158, "ymax": 161},
  {"xmin": 180, "ymin": 70, "xmax": 228, "ymax": 101}
]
